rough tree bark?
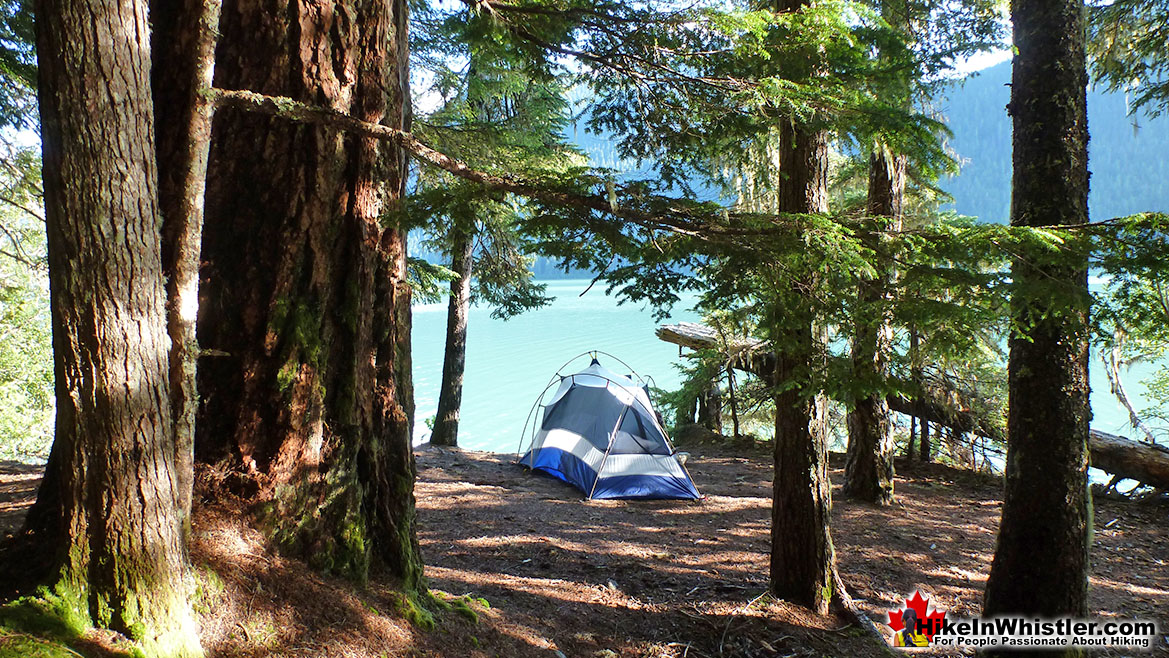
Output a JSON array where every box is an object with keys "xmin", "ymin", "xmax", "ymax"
[
  {"xmin": 26, "ymin": 0, "xmax": 200, "ymax": 652},
  {"xmin": 152, "ymin": 0, "xmax": 222, "ymax": 523},
  {"xmin": 843, "ymin": 149, "xmax": 904, "ymax": 505},
  {"xmin": 431, "ymin": 229, "xmax": 474, "ymax": 446},
  {"xmin": 983, "ymin": 0, "xmax": 1092, "ymax": 652},
  {"xmin": 195, "ymin": 0, "xmax": 422, "ymax": 587},
  {"xmin": 769, "ymin": 115, "xmax": 837, "ymax": 614}
]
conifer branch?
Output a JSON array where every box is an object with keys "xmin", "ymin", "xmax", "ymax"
[
  {"xmin": 209, "ymin": 88, "xmax": 1169, "ymax": 267},
  {"xmin": 211, "ymin": 88, "xmax": 754, "ymax": 239}
]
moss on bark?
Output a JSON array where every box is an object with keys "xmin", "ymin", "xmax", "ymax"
[
  {"xmin": 191, "ymin": 0, "xmax": 424, "ymax": 593},
  {"xmin": 983, "ymin": 1, "xmax": 1092, "ymax": 652}
]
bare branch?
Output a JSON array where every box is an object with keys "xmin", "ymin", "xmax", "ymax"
[
  {"xmin": 0, "ymin": 221, "xmax": 38, "ymax": 267},
  {"xmin": 0, "ymin": 246, "xmax": 37, "ymax": 268},
  {"xmin": 1104, "ymin": 329, "xmax": 1160, "ymax": 444},
  {"xmin": 0, "ymin": 192, "xmax": 45, "ymax": 223}
]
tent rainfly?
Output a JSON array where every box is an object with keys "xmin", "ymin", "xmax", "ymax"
[{"xmin": 518, "ymin": 357, "xmax": 700, "ymax": 500}]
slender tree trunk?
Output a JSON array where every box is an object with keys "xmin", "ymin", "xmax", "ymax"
[
  {"xmin": 152, "ymin": 0, "xmax": 222, "ymax": 524},
  {"xmin": 676, "ymin": 394, "xmax": 698, "ymax": 428},
  {"xmin": 769, "ymin": 116, "xmax": 836, "ymax": 615},
  {"xmin": 726, "ymin": 367, "xmax": 741, "ymax": 438},
  {"xmin": 843, "ymin": 149, "xmax": 904, "ymax": 505},
  {"xmin": 27, "ymin": 0, "xmax": 199, "ymax": 652},
  {"xmin": 196, "ymin": 0, "xmax": 423, "ymax": 587},
  {"xmin": 431, "ymin": 229, "xmax": 474, "ymax": 446},
  {"xmin": 908, "ymin": 327, "xmax": 922, "ymax": 460},
  {"xmin": 906, "ymin": 416, "xmax": 917, "ymax": 459},
  {"xmin": 983, "ymin": 0, "xmax": 1091, "ymax": 650}
]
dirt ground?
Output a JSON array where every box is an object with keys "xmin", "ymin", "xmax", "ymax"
[{"xmin": 2, "ymin": 440, "xmax": 1167, "ymax": 657}]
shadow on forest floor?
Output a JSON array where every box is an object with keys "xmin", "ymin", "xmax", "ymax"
[
  {"xmin": 414, "ymin": 438, "xmax": 1169, "ymax": 657},
  {"xmin": 0, "ymin": 461, "xmax": 41, "ymax": 541},
  {"xmin": 1, "ymin": 440, "xmax": 1166, "ymax": 657}
]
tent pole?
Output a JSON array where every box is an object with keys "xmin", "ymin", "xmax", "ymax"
[
  {"xmin": 588, "ymin": 402, "xmax": 631, "ymax": 500},
  {"xmin": 516, "ymin": 374, "xmax": 567, "ymax": 460}
]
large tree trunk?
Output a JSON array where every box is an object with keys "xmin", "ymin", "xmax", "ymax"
[
  {"xmin": 196, "ymin": 0, "xmax": 422, "ymax": 587},
  {"xmin": 769, "ymin": 116, "xmax": 836, "ymax": 615},
  {"xmin": 431, "ymin": 229, "xmax": 474, "ymax": 447},
  {"xmin": 843, "ymin": 149, "xmax": 904, "ymax": 505},
  {"xmin": 28, "ymin": 0, "xmax": 200, "ymax": 652},
  {"xmin": 983, "ymin": 0, "xmax": 1092, "ymax": 651}
]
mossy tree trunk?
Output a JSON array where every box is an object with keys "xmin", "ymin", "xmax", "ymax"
[
  {"xmin": 768, "ymin": 113, "xmax": 837, "ymax": 615},
  {"xmin": 28, "ymin": 0, "xmax": 200, "ymax": 652},
  {"xmin": 195, "ymin": 0, "xmax": 423, "ymax": 588},
  {"xmin": 982, "ymin": 0, "xmax": 1092, "ymax": 652},
  {"xmin": 431, "ymin": 229, "xmax": 474, "ymax": 447},
  {"xmin": 843, "ymin": 150, "xmax": 904, "ymax": 505}
]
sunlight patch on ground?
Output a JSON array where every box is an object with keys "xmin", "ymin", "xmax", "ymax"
[
  {"xmin": 1089, "ymin": 576, "xmax": 1169, "ymax": 600},
  {"xmin": 427, "ymin": 564, "xmax": 649, "ymax": 610}
]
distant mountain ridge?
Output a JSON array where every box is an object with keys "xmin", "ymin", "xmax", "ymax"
[
  {"xmin": 412, "ymin": 61, "xmax": 1167, "ymax": 276},
  {"xmin": 939, "ymin": 61, "xmax": 1169, "ymax": 222}
]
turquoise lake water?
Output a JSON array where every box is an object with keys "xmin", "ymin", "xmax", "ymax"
[
  {"xmin": 410, "ymin": 279, "xmax": 701, "ymax": 452},
  {"xmin": 410, "ymin": 279, "xmax": 1157, "ymax": 458}
]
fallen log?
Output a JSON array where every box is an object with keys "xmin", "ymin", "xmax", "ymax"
[
  {"xmin": 659, "ymin": 322, "xmax": 993, "ymax": 434},
  {"xmin": 885, "ymin": 395, "xmax": 1003, "ymax": 443},
  {"xmin": 657, "ymin": 322, "xmax": 775, "ymax": 376},
  {"xmin": 658, "ymin": 322, "xmax": 1169, "ymax": 490},
  {"xmin": 885, "ymin": 392, "xmax": 1169, "ymax": 490},
  {"xmin": 1088, "ymin": 430, "xmax": 1169, "ymax": 490}
]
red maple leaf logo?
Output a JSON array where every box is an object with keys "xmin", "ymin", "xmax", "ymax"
[{"xmin": 887, "ymin": 591, "xmax": 947, "ymax": 641}]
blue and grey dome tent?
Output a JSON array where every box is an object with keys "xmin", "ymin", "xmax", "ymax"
[{"xmin": 517, "ymin": 353, "xmax": 700, "ymax": 500}]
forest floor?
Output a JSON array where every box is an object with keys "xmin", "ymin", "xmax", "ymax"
[{"xmin": 1, "ymin": 436, "xmax": 1167, "ymax": 657}]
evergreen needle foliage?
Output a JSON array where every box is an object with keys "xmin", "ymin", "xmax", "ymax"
[
  {"xmin": 1088, "ymin": 0, "xmax": 1169, "ymax": 117},
  {"xmin": 0, "ymin": 143, "xmax": 49, "ymax": 462}
]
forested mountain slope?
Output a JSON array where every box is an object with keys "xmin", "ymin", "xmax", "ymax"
[
  {"xmin": 940, "ymin": 61, "xmax": 1169, "ymax": 222},
  {"xmin": 411, "ymin": 61, "xmax": 1168, "ymax": 276}
]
